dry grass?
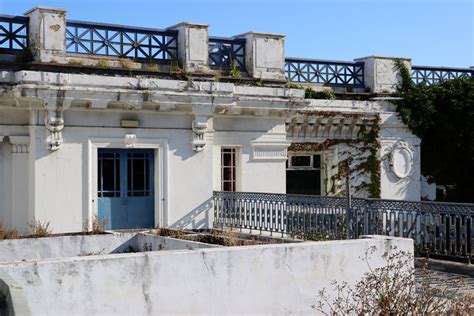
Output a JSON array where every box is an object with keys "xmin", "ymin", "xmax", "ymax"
[
  {"xmin": 68, "ymin": 58, "xmax": 84, "ymax": 65},
  {"xmin": 119, "ymin": 58, "xmax": 135, "ymax": 69},
  {"xmin": 83, "ymin": 214, "xmax": 108, "ymax": 235},
  {"xmin": 0, "ymin": 223, "xmax": 20, "ymax": 240},
  {"xmin": 155, "ymin": 227, "xmax": 187, "ymax": 239},
  {"xmin": 96, "ymin": 60, "xmax": 109, "ymax": 68},
  {"xmin": 28, "ymin": 218, "xmax": 52, "ymax": 238}
]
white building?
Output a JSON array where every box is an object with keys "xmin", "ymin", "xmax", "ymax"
[{"xmin": 0, "ymin": 7, "xmax": 423, "ymax": 234}]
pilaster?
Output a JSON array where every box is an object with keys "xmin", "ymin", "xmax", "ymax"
[{"xmin": 9, "ymin": 136, "xmax": 30, "ymax": 233}]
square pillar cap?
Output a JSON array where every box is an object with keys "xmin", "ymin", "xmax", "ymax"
[
  {"xmin": 166, "ymin": 22, "xmax": 209, "ymax": 30},
  {"xmin": 24, "ymin": 6, "xmax": 67, "ymax": 15},
  {"xmin": 354, "ymin": 55, "xmax": 411, "ymax": 62},
  {"xmin": 233, "ymin": 31, "xmax": 285, "ymax": 39}
]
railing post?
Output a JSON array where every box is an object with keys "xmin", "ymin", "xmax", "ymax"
[
  {"xmin": 24, "ymin": 6, "xmax": 67, "ymax": 63},
  {"xmin": 354, "ymin": 56, "xmax": 411, "ymax": 94},
  {"xmin": 235, "ymin": 31, "xmax": 286, "ymax": 82},
  {"xmin": 167, "ymin": 22, "xmax": 211, "ymax": 74},
  {"xmin": 345, "ymin": 161, "xmax": 352, "ymax": 238}
]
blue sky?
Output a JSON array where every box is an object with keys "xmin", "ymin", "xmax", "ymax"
[{"xmin": 1, "ymin": 0, "xmax": 472, "ymax": 67}]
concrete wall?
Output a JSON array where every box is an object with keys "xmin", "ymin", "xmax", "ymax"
[
  {"xmin": 0, "ymin": 232, "xmax": 220, "ymax": 263},
  {"xmin": 0, "ymin": 236, "xmax": 413, "ymax": 315}
]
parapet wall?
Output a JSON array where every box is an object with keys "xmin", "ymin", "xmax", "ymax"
[{"xmin": 0, "ymin": 235, "xmax": 413, "ymax": 315}]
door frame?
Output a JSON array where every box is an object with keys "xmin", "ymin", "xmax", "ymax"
[{"xmin": 87, "ymin": 137, "xmax": 169, "ymax": 230}]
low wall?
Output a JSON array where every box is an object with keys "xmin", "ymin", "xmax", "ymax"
[
  {"xmin": 0, "ymin": 232, "xmax": 219, "ymax": 263},
  {"xmin": 0, "ymin": 235, "xmax": 413, "ymax": 315}
]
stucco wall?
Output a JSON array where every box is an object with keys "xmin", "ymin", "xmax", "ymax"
[
  {"xmin": 0, "ymin": 236, "xmax": 414, "ymax": 315},
  {"xmin": 0, "ymin": 232, "xmax": 220, "ymax": 263}
]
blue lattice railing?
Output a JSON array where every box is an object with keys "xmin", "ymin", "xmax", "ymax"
[
  {"xmin": 411, "ymin": 65, "xmax": 474, "ymax": 85},
  {"xmin": 208, "ymin": 36, "xmax": 246, "ymax": 71},
  {"xmin": 285, "ymin": 58, "xmax": 365, "ymax": 88},
  {"xmin": 66, "ymin": 20, "xmax": 178, "ymax": 63},
  {"xmin": 0, "ymin": 15, "xmax": 29, "ymax": 54},
  {"xmin": 214, "ymin": 191, "xmax": 474, "ymax": 263}
]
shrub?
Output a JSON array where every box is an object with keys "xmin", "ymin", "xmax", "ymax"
[
  {"xmin": 305, "ymin": 88, "xmax": 336, "ymax": 100},
  {"xmin": 314, "ymin": 246, "xmax": 473, "ymax": 315}
]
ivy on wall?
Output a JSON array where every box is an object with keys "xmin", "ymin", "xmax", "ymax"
[
  {"xmin": 393, "ymin": 60, "xmax": 474, "ymax": 202},
  {"xmin": 288, "ymin": 113, "xmax": 381, "ymax": 198}
]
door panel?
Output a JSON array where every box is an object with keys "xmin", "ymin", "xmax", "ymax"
[{"xmin": 98, "ymin": 149, "xmax": 154, "ymax": 229}]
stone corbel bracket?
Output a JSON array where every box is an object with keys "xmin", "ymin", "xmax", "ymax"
[
  {"xmin": 387, "ymin": 141, "xmax": 415, "ymax": 179},
  {"xmin": 192, "ymin": 119, "xmax": 208, "ymax": 152},
  {"xmin": 44, "ymin": 110, "xmax": 64, "ymax": 151}
]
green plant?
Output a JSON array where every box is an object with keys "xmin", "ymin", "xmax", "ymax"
[
  {"xmin": 393, "ymin": 60, "xmax": 474, "ymax": 202},
  {"xmin": 28, "ymin": 218, "xmax": 52, "ymax": 238},
  {"xmin": 0, "ymin": 223, "xmax": 20, "ymax": 240},
  {"xmin": 229, "ymin": 60, "xmax": 241, "ymax": 79},
  {"xmin": 305, "ymin": 88, "xmax": 336, "ymax": 100},
  {"xmin": 314, "ymin": 247, "xmax": 473, "ymax": 315}
]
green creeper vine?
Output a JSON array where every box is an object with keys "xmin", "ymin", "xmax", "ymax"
[
  {"xmin": 288, "ymin": 113, "xmax": 381, "ymax": 198},
  {"xmin": 393, "ymin": 59, "xmax": 474, "ymax": 202}
]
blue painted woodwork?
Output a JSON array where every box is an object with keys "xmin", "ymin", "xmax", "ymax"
[{"xmin": 98, "ymin": 149, "xmax": 154, "ymax": 229}]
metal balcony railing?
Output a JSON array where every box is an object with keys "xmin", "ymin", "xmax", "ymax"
[
  {"xmin": 66, "ymin": 20, "xmax": 178, "ymax": 63},
  {"xmin": 285, "ymin": 57, "xmax": 365, "ymax": 88},
  {"xmin": 208, "ymin": 36, "xmax": 246, "ymax": 72},
  {"xmin": 411, "ymin": 65, "xmax": 474, "ymax": 85},
  {"xmin": 213, "ymin": 191, "xmax": 474, "ymax": 263},
  {"xmin": 0, "ymin": 15, "xmax": 29, "ymax": 54}
]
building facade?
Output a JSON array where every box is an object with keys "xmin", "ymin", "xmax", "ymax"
[{"xmin": 4, "ymin": 6, "xmax": 466, "ymax": 234}]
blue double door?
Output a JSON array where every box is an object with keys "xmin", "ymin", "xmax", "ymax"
[{"xmin": 98, "ymin": 148, "xmax": 155, "ymax": 230}]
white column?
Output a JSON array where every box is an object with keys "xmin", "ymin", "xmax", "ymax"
[
  {"xmin": 24, "ymin": 6, "xmax": 68, "ymax": 63},
  {"xmin": 9, "ymin": 136, "xmax": 30, "ymax": 233},
  {"xmin": 354, "ymin": 56, "xmax": 412, "ymax": 94},
  {"xmin": 236, "ymin": 31, "xmax": 286, "ymax": 81},
  {"xmin": 167, "ymin": 22, "xmax": 211, "ymax": 74}
]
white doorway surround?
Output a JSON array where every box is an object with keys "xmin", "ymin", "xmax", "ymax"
[{"xmin": 87, "ymin": 136, "xmax": 169, "ymax": 229}]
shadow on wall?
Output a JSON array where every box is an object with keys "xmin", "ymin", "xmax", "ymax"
[{"xmin": 170, "ymin": 198, "xmax": 213, "ymax": 229}]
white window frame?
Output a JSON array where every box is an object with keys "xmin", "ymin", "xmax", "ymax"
[
  {"xmin": 286, "ymin": 152, "xmax": 324, "ymax": 196},
  {"xmin": 220, "ymin": 146, "xmax": 240, "ymax": 192}
]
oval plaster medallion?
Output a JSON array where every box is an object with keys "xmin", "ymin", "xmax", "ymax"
[{"xmin": 389, "ymin": 142, "xmax": 414, "ymax": 179}]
